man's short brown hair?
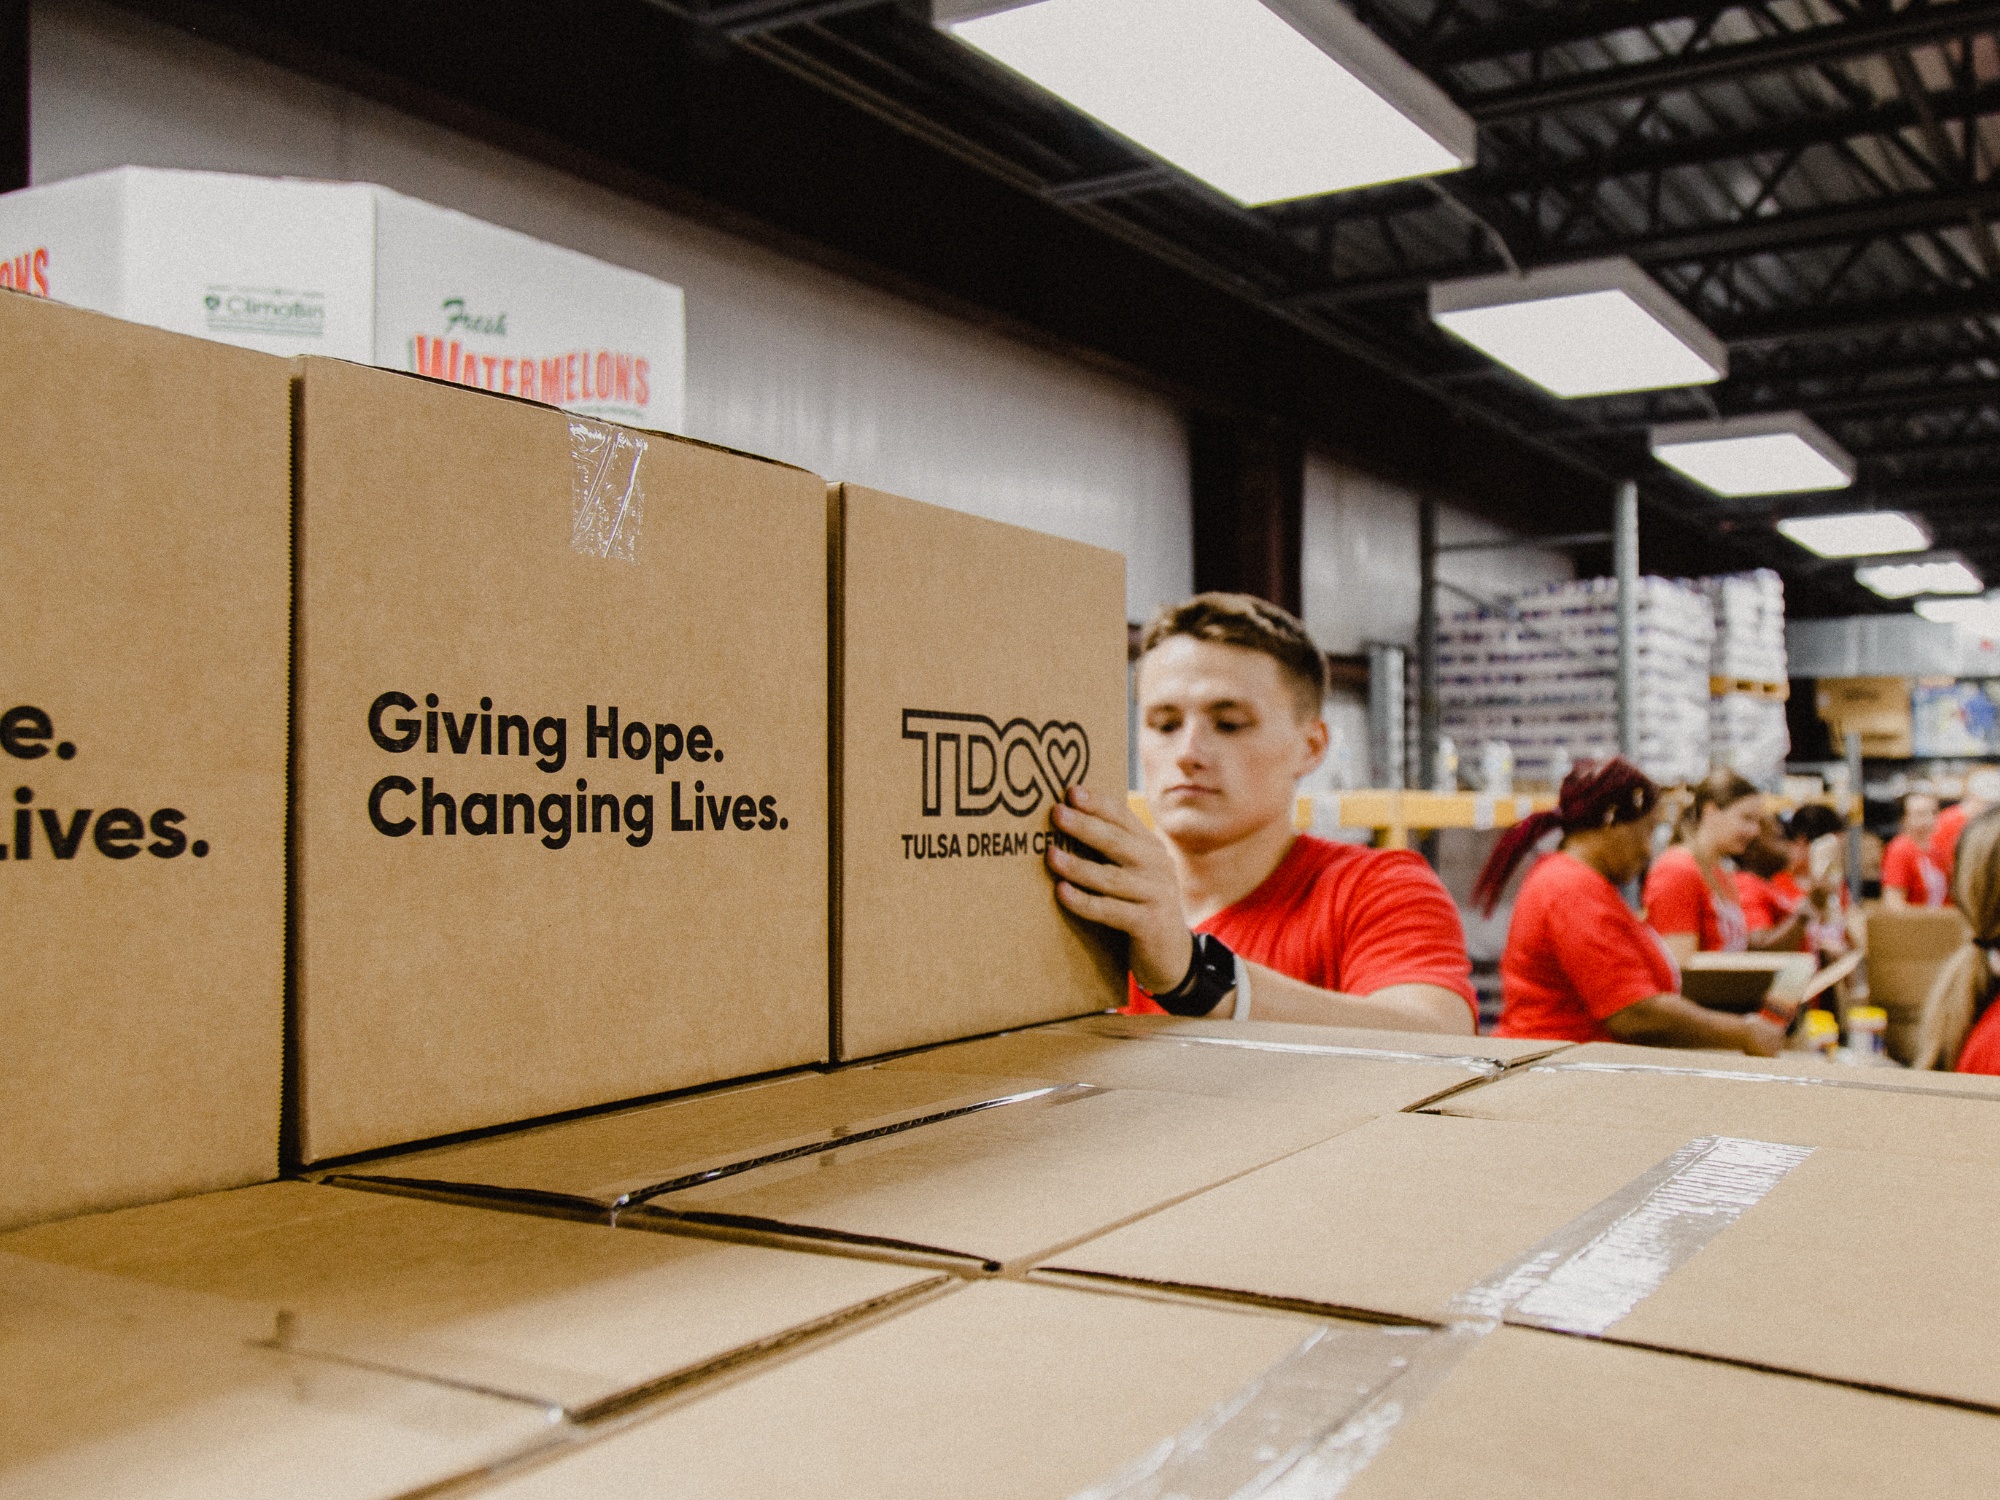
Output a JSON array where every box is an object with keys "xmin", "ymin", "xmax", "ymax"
[{"xmin": 1139, "ymin": 593, "xmax": 1327, "ymax": 719}]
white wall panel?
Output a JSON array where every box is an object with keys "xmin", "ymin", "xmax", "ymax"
[
  {"xmin": 28, "ymin": 0, "xmax": 1192, "ymax": 620},
  {"xmin": 1302, "ymin": 448, "xmax": 1573, "ymax": 657}
]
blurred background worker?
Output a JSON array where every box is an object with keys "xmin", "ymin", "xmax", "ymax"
[
  {"xmin": 1645, "ymin": 769, "xmax": 1775, "ymax": 963},
  {"xmin": 1882, "ymin": 792, "xmax": 1949, "ymax": 908},
  {"xmin": 1473, "ymin": 759, "xmax": 1788, "ymax": 1056},
  {"xmin": 1736, "ymin": 809, "xmax": 1851, "ymax": 955},
  {"xmin": 1931, "ymin": 768, "xmax": 2000, "ymax": 889},
  {"xmin": 1915, "ymin": 810, "xmax": 2000, "ymax": 1074}
]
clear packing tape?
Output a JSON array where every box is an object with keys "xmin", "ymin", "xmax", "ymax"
[
  {"xmin": 568, "ymin": 417, "xmax": 647, "ymax": 563},
  {"xmin": 1065, "ymin": 1017, "xmax": 1506, "ymax": 1078},
  {"xmin": 1532, "ymin": 1057, "xmax": 2000, "ymax": 1104},
  {"xmin": 1072, "ymin": 1134, "xmax": 1814, "ymax": 1500}
]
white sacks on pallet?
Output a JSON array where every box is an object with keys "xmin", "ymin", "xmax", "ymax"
[
  {"xmin": 1439, "ymin": 576, "xmax": 1714, "ymax": 788},
  {"xmin": 1702, "ymin": 570, "xmax": 1790, "ymax": 785}
]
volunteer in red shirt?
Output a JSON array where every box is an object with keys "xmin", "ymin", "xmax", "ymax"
[
  {"xmin": 1474, "ymin": 758, "xmax": 1786, "ymax": 1054},
  {"xmin": 1930, "ymin": 768, "xmax": 2000, "ymax": 887},
  {"xmin": 1914, "ymin": 809, "xmax": 2000, "ymax": 1072},
  {"xmin": 1778, "ymin": 803, "xmax": 1856, "ymax": 960},
  {"xmin": 1043, "ymin": 592, "xmax": 1474, "ymax": 1033},
  {"xmin": 1881, "ymin": 793, "xmax": 1948, "ymax": 908},
  {"xmin": 1645, "ymin": 769, "xmax": 1765, "ymax": 964},
  {"xmin": 1734, "ymin": 815, "xmax": 1810, "ymax": 946}
]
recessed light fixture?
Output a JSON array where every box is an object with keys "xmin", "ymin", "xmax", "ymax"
[
  {"xmin": 936, "ymin": 0, "xmax": 1476, "ymax": 205},
  {"xmin": 1916, "ymin": 597, "xmax": 2000, "ymax": 629},
  {"xmin": 1651, "ymin": 413, "xmax": 1855, "ymax": 497},
  {"xmin": 1428, "ymin": 257, "xmax": 1727, "ymax": 398},
  {"xmin": 1775, "ymin": 511, "xmax": 1929, "ymax": 558},
  {"xmin": 1856, "ymin": 559, "xmax": 1983, "ymax": 599}
]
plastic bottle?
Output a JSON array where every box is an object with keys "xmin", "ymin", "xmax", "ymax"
[
  {"xmin": 1838, "ymin": 1005, "xmax": 1893, "ymax": 1066},
  {"xmin": 1793, "ymin": 1009, "xmax": 1839, "ymax": 1059}
]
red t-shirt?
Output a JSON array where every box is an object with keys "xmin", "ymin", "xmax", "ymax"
[
  {"xmin": 1643, "ymin": 846, "xmax": 1748, "ymax": 952},
  {"xmin": 1734, "ymin": 870, "xmax": 1795, "ymax": 932},
  {"xmin": 1957, "ymin": 999, "xmax": 2000, "ymax": 1075},
  {"xmin": 1882, "ymin": 833, "xmax": 1949, "ymax": 906},
  {"xmin": 1932, "ymin": 803, "xmax": 1968, "ymax": 883},
  {"xmin": 1123, "ymin": 835, "xmax": 1476, "ymax": 1018},
  {"xmin": 1498, "ymin": 852, "xmax": 1678, "ymax": 1043}
]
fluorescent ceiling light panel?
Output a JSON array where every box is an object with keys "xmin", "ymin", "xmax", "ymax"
[
  {"xmin": 1916, "ymin": 597, "xmax": 2000, "ymax": 629},
  {"xmin": 1428, "ymin": 258, "xmax": 1727, "ymax": 397},
  {"xmin": 1775, "ymin": 510, "xmax": 1928, "ymax": 558},
  {"xmin": 1856, "ymin": 559, "xmax": 1983, "ymax": 599},
  {"xmin": 1651, "ymin": 412, "xmax": 1855, "ymax": 497},
  {"xmin": 936, "ymin": 0, "xmax": 1475, "ymax": 205}
]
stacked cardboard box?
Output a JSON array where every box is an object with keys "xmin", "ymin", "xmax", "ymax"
[
  {"xmin": 1705, "ymin": 569, "xmax": 1791, "ymax": 783},
  {"xmin": 1438, "ymin": 575, "xmax": 1714, "ymax": 786}
]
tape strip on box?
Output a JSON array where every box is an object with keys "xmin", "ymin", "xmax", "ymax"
[
  {"xmin": 568, "ymin": 418, "xmax": 646, "ymax": 562},
  {"xmin": 1069, "ymin": 1134, "xmax": 1810, "ymax": 1499},
  {"xmin": 1066, "ymin": 1016, "xmax": 1505, "ymax": 1077}
]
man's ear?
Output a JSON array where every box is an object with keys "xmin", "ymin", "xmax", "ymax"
[{"xmin": 1296, "ymin": 716, "xmax": 1329, "ymax": 779}]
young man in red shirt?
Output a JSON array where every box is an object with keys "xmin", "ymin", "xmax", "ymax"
[
  {"xmin": 1043, "ymin": 593, "xmax": 1475, "ymax": 1032},
  {"xmin": 1882, "ymin": 793, "xmax": 1948, "ymax": 908}
]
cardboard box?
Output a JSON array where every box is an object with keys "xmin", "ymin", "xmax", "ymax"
[
  {"xmin": 0, "ymin": 1180, "xmax": 942, "ymax": 1421},
  {"xmin": 1816, "ymin": 675, "xmax": 1913, "ymax": 758},
  {"xmin": 1864, "ymin": 905, "xmax": 1971, "ymax": 1061},
  {"xmin": 0, "ymin": 1249, "xmax": 562, "ymax": 1499},
  {"xmin": 875, "ymin": 1016, "xmax": 1536, "ymax": 1132},
  {"xmin": 337, "ymin": 1065, "xmax": 1338, "ymax": 1272},
  {"xmin": 1043, "ymin": 1110, "xmax": 2000, "ymax": 1408},
  {"xmin": 0, "ymin": 166, "xmax": 684, "ymax": 429},
  {"xmin": 1433, "ymin": 1038, "xmax": 2000, "ymax": 1164},
  {"xmin": 463, "ymin": 1281, "xmax": 2000, "ymax": 1500},
  {"xmin": 292, "ymin": 358, "xmax": 828, "ymax": 1163},
  {"xmin": 0, "ymin": 291, "xmax": 289, "ymax": 1230},
  {"xmin": 831, "ymin": 484, "xmax": 1129, "ymax": 1061}
]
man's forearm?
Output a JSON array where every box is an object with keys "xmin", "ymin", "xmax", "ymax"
[{"xmin": 1221, "ymin": 962, "xmax": 1474, "ymax": 1035}]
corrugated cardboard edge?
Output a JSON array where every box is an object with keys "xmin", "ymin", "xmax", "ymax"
[{"xmin": 827, "ymin": 483, "xmax": 846, "ymax": 1064}]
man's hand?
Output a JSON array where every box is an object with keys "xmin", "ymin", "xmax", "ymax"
[{"xmin": 1044, "ymin": 786, "xmax": 1194, "ymax": 994}]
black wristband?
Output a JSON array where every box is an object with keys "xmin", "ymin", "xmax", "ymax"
[{"xmin": 1142, "ymin": 933, "xmax": 1237, "ymax": 1017}]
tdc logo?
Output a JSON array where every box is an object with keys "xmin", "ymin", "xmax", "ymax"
[{"xmin": 902, "ymin": 711, "xmax": 1089, "ymax": 818}]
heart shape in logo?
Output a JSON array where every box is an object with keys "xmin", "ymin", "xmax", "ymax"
[{"xmin": 1039, "ymin": 722, "xmax": 1090, "ymax": 794}]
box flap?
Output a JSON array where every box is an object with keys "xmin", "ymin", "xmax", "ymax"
[
  {"xmin": 876, "ymin": 1021, "xmax": 1501, "ymax": 1130},
  {"xmin": 461, "ymin": 1282, "xmax": 2000, "ymax": 1500},
  {"xmin": 1069, "ymin": 1014, "xmax": 1570, "ymax": 1065},
  {"xmin": 0, "ymin": 1251, "xmax": 561, "ymax": 1499},
  {"xmin": 1434, "ymin": 1041, "xmax": 2000, "ymax": 1163},
  {"xmin": 0, "ymin": 1181, "xmax": 940, "ymax": 1419},
  {"xmin": 342, "ymin": 1067, "xmax": 1338, "ymax": 1270}
]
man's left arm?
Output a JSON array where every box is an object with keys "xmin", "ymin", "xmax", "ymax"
[{"xmin": 1233, "ymin": 965, "xmax": 1474, "ymax": 1034}]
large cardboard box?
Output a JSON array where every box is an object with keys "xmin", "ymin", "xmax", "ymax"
[
  {"xmin": 1816, "ymin": 674, "xmax": 1912, "ymax": 758},
  {"xmin": 292, "ymin": 359, "xmax": 828, "ymax": 1163},
  {"xmin": 465, "ymin": 1281, "xmax": 2000, "ymax": 1500},
  {"xmin": 1864, "ymin": 904, "xmax": 1970, "ymax": 1061},
  {"xmin": 1432, "ymin": 1038, "xmax": 2000, "ymax": 1163},
  {"xmin": 335, "ymin": 1065, "xmax": 1337, "ymax": 1272},
  {"xmin": 875, "ymin": 1015, "xmax": 1549, "ymax": 1133},
  {"xmin": 831, "ymin": 484, "xmax": 1129, "ymax": 1061},
  {"xmin": 0, "ymin": 1249, "xmax": 561, "ymax": 1499},
  {"xmin": 0, "ymin": 291, "xmax": 289, "ymax": 1230},
  {"xmin": 0, "ymin": 1180, "xmax": 941, "ymax": 1422},
  {"xmin": 1043, "ymin": 1110, "xmax": 2000, "ymax": 1408},
  {"xmin": 0, "ymin": 166, "xmax": 684, "ymax": 429}
]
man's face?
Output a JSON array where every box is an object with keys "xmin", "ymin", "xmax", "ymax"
[
  {"xmin": 1137, "ymin": 636, "xmax": 1326, "ymax": 856},
  {"xmin": 1905, "ymin": 795, "xmax": 1939, "ymax": 841}
]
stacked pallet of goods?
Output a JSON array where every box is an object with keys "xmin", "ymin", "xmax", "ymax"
[
  {"xmin": 1438, "ymin": 576, "xmax": 1714, "ymax": 789},
  {"xmin": 1704, "ymin": 570, "xmax": 1791, "ymax": 786}
]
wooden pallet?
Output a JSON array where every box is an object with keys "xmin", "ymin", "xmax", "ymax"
[{"xmin": 1710, "ymin": 676, "xmax": 1789, "ymax": 700}]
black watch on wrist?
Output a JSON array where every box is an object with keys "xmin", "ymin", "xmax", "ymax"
[{"xmin": 1142, "ymin": 932, "xmax": 1237, "ymax": 1017}]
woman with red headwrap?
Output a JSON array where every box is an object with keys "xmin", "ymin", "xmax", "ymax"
[{"xmin": 1473, "ymin": 759, "xmax": 1788, "ymax": 1054}]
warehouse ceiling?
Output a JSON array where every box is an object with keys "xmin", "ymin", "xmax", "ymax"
[
  {"xmin": 675, "ymin": 0, "xmax": 2000, "ymax": 616},
  {"xmin": 86, "ymin": 0, "xmax": 2000, "ymax": 616}
]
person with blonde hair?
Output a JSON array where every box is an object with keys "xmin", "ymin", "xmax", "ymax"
[{"xmin": 1915, "ymin": 808, "xmax": 2000, "ymax": 1073}]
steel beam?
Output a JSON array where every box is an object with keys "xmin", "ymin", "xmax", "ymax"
[
  {"xmin": 1465, "ymin": 0, "xmax": 2000, "ymax": 122},
  {"xmin": 1718, "ymin": 285, "xmax": 2000, "ymax": 345}
]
